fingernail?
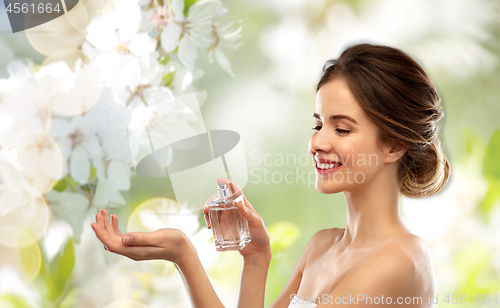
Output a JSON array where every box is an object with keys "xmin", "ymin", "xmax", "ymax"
[{"xmin": 122, "ymin": 236, "xmax": 132, "ymax": 244}]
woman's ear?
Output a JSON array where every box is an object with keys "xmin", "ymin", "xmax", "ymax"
[{"xmin": 383, "ymin": 142, "xmax": 407, "ymax": 164}]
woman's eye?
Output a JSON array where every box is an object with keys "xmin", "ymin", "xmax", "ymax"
[
  {"xmin": 336, "ymin": 128, "xmax": 351, "ymax": 135},
  {"xmin": 312, "ymin": 126, "xmax": 322, "ymax": 131}
]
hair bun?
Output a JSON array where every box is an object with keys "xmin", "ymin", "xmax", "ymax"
[{"xmin": 400, "ymin": 140, "xmax": 450, "ymax": 198}]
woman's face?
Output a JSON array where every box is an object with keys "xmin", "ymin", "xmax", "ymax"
[{"xmin": 308, "ymin": 78, "xmax": 389, "ymax": 194}]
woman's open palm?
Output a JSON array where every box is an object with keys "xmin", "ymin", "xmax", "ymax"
[{"xmin": 91, "ymin": 209, "xmax": 194, "ymax": 264}]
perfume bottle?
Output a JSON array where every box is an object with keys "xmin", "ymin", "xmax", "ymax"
[{"xmin": 206, "ymin": 183, "xmax": 251, "ymax": 251}]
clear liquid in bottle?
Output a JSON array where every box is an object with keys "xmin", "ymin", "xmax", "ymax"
[{"xmin": 206, "ymin": 185, "xmax": 251, "ymax": 251}]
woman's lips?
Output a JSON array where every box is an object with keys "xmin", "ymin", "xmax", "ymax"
[{"xmin": 315, "ymin": 161, "xmax": 342, "ymax": 174}]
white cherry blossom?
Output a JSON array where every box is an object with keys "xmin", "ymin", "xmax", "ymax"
[
  {"xmin": 207, "ymin": 20, "xmax": 243, "ymax": 77},
  {"xmin": 36, "ymin": 59, "xmax": 103, "ymax": 116},
  {"xmin": 85, "ymin": 0, "xmax": 157, "ymax": 90},
  {"xmin": 161, "ymin": 0, "xmax": 222, "ymax": 71},
  {"xmin": 111, "ymin": 52, "xmax": 175, "ymax": 109}
]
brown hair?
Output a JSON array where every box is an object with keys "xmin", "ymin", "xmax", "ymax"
[{"xmin": 317, "ymin": 43, "xmax": 450, "ymax": 198}]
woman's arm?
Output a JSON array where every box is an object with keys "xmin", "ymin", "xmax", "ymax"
[
  {"xmin": 174, "ymin": 252, "xmax": 225, "ymax": 308},
  {"xmin": 236, "ymin": 251, "xmax": 272, "ymax": 308}
]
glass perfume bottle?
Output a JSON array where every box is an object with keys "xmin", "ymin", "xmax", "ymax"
[{"xmin": 206, "ymin": 183, "xmax": 251, "ymax": 251}]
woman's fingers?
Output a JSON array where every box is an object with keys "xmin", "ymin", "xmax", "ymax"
[
  {"xmin": 95, "ymin": 212, "xmax": 105, "ymax": 229},
  {"xmin": 91, "ymin": 214, "xmax": 160, "ymax": 259},
  {"xmin": 216, "ymin": 178, "xmax": 241, "ymax": 195},
  {"xmin": 100, "ymin": 209, "xmax": 116, "ymax": 235},
  {"xmin": 235, "ymin": 197, "xmax": 262, "ymax": 227},
  {"xmin": 204, "ymin": 194, "xmax": 217, "ymax": 212},
  {"xmin": 122, "ymin": 231, "xmax": 158, "ymax": 246},
  {"xmin": 96, "ymin": 208, "xmax": 122, "ymax": 237},
  {"xmin": 91, "ymin": 222, "xmax": 112, "ymax": 246},
  {"xmin": 111, "ymin": 214, "xmax": 122, "ymax": 236},
  {"xmin": 204, "ymin": 193, "xmax": 217, "ymax": 229},
  {"xmin": 242, "ymin": 194, "xmax": 256, "ymax": 211},
  {"xmin": 204, "ymin": 213, "xmax": 211, "ymax": 229},
  {"xmin": 92, "ymin": 211, "xmax": 122, "ymax": 251}
]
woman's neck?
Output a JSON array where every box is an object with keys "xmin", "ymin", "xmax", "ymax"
[{"xmin": 338, "ymin": 168, "xmax": 407, "ymax": 251}]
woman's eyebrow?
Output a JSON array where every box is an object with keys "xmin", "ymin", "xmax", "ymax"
[{"xmin": 312, "ymin": 113, "xmax": 358, "ymax": 124}]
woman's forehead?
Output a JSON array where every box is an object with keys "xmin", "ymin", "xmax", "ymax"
[{"xmin": 315, "ymin": 79, "xmax": 363, "ymax": 117}]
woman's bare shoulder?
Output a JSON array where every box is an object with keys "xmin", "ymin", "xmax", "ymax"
[
  {"xmin": 388, "ymin": 233, "xmax": 434, "ymax": 264},
  {"xmin": 370, "ymin": 234, "xmax": 436, "ymax": 294},
  {"xmin": 364, "ymin": 232, "xmax": 435, "ymax": 278},
  {"xmin": 309, "ymin": 227, "xmax": 345, "ymax": 246},
  {"xmin": 330, "ymin": 234, "xmax": 436, "ymax": 303},
  {"xmin": 302, "ymin": 227, "xmax": 345, "ymax": 259}
]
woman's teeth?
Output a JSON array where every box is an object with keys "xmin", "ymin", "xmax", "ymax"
[{"xmin": 316, "ymin": 162, "xmax": 341, "ymax": 169}]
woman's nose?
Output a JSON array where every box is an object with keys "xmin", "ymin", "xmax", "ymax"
[{"xmin": 309, "ymin": 129, "xmax": 333, "ymax": 154}]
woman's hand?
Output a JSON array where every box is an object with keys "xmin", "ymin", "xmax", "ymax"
[
  {"xmin": 91, "ymin": 208, "xmax": 195, "ymax": 265},
  {"xmin": 204, "ymin": 178, "xmax": 271, "ymax": 263}
]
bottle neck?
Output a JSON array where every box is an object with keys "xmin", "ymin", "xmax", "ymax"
[{"xmin": 217, "ymin": 184, "xmax": 231, "ymax": 198}]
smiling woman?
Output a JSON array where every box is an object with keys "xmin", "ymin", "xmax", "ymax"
[
  {"xmin": 91, "ymin": 43, "xmax": 450, "ymax": 308},
  {"xmin": 266, "ymin": 44, "xmax": 450, "ymax": 308}
]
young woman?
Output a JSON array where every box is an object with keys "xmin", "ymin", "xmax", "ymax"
[{"xmin": 91, "ymin": 43, "xmax": 450, "ymax": 307}]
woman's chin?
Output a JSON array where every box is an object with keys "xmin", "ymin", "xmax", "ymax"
[{"xmin": 315, "ymin": 182, "xmax": 344, "ymax": 194}]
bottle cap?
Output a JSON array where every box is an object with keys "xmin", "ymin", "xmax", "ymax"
[{"xmin": 217, "ymin": 184, "xmax": 231, "ymax": 198}]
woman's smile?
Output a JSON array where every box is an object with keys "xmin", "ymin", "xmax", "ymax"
[{"xmin": 315, "ymin": 157, "xmax": 343, "ymax": 175}]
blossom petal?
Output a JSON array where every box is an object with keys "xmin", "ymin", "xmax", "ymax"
[
  {"xmin": 108, "ymin": 161, "xmax": 131, "ymax": 191},
  {"xmin": 139, "ymin": 53, "xmax": 163, "ymax": 86},
  {"xmin": 187, "ymin": 0, "xmax": 221, "ymax": 22},
  {"xmin": 56, "ymin": 137, "xmax": 71, "ymax": 179},
  {"xmin": 117, "ymin": 3, "xmax": 141, "ymax": 42},
  {"xmin": 214, "ymin": 47, "xmax": 234, "ymax": 76},
  {"xmin": 45, "ymin": 190, "xmax": 90, "ymax": 244},
  {"xmin": 129, "ymin": 33, "xmax": 157, "ymax": 57},
  {"xmin": 161, "ymin": 23, "xmax": 183, "ymax": 52},
  {"xmin": 6, "ymin": 61, "xmax": 32, "ymax": 82},
  {"xmin": 70, "ymin": 146, "xmax": 90, "ymax": 184},
  {"xmin": 82, "ymin": 134, "xmax": 102, "ymax": 158},
  {"xmin": 93, "ymin": 175, "xmax": 126, "ymax": 206},
  {"xmin": 93, "ymin": 52, "xmax": 141, "ymax": 89},
  {"xmin": 216, "ymin": 5, "xmax": 228, "ymax": 16},
  {"xmin": 49, "ymin": 119, "xmax": 72, "ymax": 139},
  {"xmin": 92, "ymin": 179, "xmax": 111, "ymax": 206},
  {"xmin": 178, "ymin": 35, "xmax": 197, "ymax": 71},
  {"xmin": 143, "ymin": 86, "xmax": 174, "ymax": 105},
  {"xmin": 85, "ymin": 13, "xmax": 120, "ymax": 50},
  {"xmin": 110, "ymin": 190, "xmax": 126, "ymax": 204},
  {"xmin": 172, "ymin": 0, "xmax": 185, "ymax": 19}
]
